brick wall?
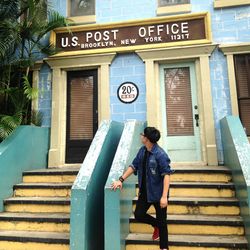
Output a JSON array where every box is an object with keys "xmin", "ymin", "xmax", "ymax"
[
  {"xmin": 110, "ymin": 54, "xmax": 146, "ymax": 122},
  {"xmin": 96, "ymin": 0, "xmax": 156, "ymax": 23},
  {"xmin": 38, "ymin": 64, "xmax": 52, "ymax": 127},
  {"xmin": 39, "ymin": 0, "xmax": 250, "ymax": 163}
]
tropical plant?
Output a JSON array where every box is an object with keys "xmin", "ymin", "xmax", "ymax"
[{"xmin": 0, "ymin": 0, "xmax": 70, "ymax": 141}]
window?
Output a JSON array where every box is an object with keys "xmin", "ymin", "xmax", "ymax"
[
  {"xmin": 159, "ymin": 0, "xmax": 190, "ymax": 7},
  {"xmin": 234, "ymin": 54, "xmax": 250, "ymax": 136},
  {"xmin": 70, "ymin": 0, "xmax": 95, "ymax": 17},
  {"xmin": 214, "ymin": 0, "xmax": 250, "ymax": 9},
  {"xmin": 68, "ymin": 0, "xmax": 95, "ymax": 23},
  {"xmin": 157, "ymin": 0, "xmax": 191, "ymax": 15}
]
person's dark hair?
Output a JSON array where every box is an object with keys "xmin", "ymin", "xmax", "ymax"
[{"xmin": 143, "ymin": 127, "xmax": 161, "ymax": 143}]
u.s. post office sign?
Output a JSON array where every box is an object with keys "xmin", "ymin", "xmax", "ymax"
[{"xmin": 51, "ymin": 12, "xmax": 211, "ymax": 56}]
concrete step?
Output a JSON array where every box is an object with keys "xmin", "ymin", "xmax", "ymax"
[
  {"xmin": 22, "ymin": 168, "xmax": 79, "ymax": 183},
  {"xmin": 126, "ymin": 233, "xmax": 248, "ymax": 250},
  {"xmin": 0, "ymin": 212, "xmax": 69, "ymax": 232},
  {"xmin": 136, "ymin": 182, "xmax": 235, "ymax": 198},
  {"xmin": 132, "ymin": 197, "xmax": 240, "ymax": 215},
  {"xmin": 13, "ymin": 183, "xmax": 73, "ymax": 197},
  {"xmin": 129, "ymin": 214, "xmax": 244, "ymax": 235},
  {"xmin": 4, "ymin": 197, "xmax": 70, "ymax": 213},
  {"xmin": 171, "ymin": 166, "xmax": 232, "ymax": 183},
  {"xmin": 0, "ymin": 230, "xmax": 69, "ymax": 250}
]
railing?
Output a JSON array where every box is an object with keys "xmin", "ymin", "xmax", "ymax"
[
  {"xmin": 104, "ymin": 120, "xmax": 145, "ymax": 250},
  {"xmin": 0, "ymin": 126, "xmax": 49, "ymax": 211},
  {"xmin": 70, "ymin": 120, "xmax": 124, "ymax": 250},
  {"xmin": 220, "ymin": 116, "xmax": 250, "ymax": 247}
]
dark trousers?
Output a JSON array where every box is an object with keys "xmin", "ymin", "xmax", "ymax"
[{"xmin": 134, "ymin": 193, "xmax": 168, "ymax": 249}]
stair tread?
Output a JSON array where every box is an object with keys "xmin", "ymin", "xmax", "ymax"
[
  {"xmin": 5, "ymin": 197, "xmax": 69, "ymax": 200},
  {"xmin": 172, "ymin": 165, "xmax": 231, "ymax": 172},
  {"xmin": 170, "ymin": 197, "xmax": 238, "ymax": 201},
  {"xmin": 130, "ymin": 214, "xmax": 243, "ymax": 225},
  {"xmin": 4, "ymin": 197, "xmax": 70, "ymax": 205},
  {"xmin": 23, "ymin": 168, "xmax": 79, "ymax": 176},
  {"xmin": 133, "ymin": 196, "xmax": 239, "ymax": 204},
  {"xmin": 0, "ymin": 230, "xmax": 69, "ymax": 238},
  {"xmin": 126, "ymin": 233, "xmax": 248, "ymax": 245},
  {"xmin": 136, "ymin": 182, "xmax": 235, "ymax": 188},
  {"xmin": 14, "ymin": 183, "xmax": 73, "ymax": 188},
  {"xmin": 0, "ymin": 212, "xmax": 69, "ymax": 222},
  {"xmin": 0, "ymin": 230, "xmax": 69, "ymax": 243}
]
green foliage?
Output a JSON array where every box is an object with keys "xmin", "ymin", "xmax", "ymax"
[
  {"xmin": 30, "ymin": 110, "xmax": 43, "ymax": 126},
  {"xmin": 0, "ymin": 111, "xmax": 22, "ymax": 140},
  {"xmin": 0, "ymin": 0, "xmax": 70, "ymax": 141},
  {"xmin": 23, "ymin": 75, "xmax": 38, "ymax": 100}
]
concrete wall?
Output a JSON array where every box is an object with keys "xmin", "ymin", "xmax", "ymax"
[
  {"xmin": 70, "ymin": 120, "xmax": 123, "ymax": 250},
  {"xmin": 0, "ymin": 126, "xmax": 49, "ymax": 211},
  {"xmin": 105, "ymin": 120, "xmax": 145, "ymax": 250}
]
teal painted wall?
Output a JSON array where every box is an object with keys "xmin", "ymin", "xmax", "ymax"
[
  {"xmin": 0, "ymin": 126, "xmax": 49, "ymax": 211},
  {"xmin": 70, "ymin": 120, "xmax": 123, "ymax": 250},
  {"xmin": 105, "ymin": 120, "xmax": 145, "ymax": 250},
  {"xmin": 220, "ymin": 116, "xmax": 250, "ymax": 247}
]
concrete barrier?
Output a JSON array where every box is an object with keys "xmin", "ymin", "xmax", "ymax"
[
  {"xmin": 70, "ymin": 120, "xmax": 124, "ymax": 250},
  {"xmin": 0, "ymin": 126, "xmax": 49, "ymax": 211},
  {"xmin": 104, "ymin": 120, "xmax": 145, "ymax": 250},
  {"xmin": 221, "ymin": 115, "xmax": 250, "ymax": 247}
]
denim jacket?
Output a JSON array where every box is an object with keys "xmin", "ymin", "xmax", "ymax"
[{"xmin": 131, "ymin": 144, "xmax": 174, "ymax": 203}]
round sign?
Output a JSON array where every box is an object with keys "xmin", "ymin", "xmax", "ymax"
[{"xmin": 117, "ymin": 82, "xmax": 139, "ymax": 104}]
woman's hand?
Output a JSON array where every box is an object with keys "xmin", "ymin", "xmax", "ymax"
[
  {"xmin": 111, "ymin": 180, "xmax": 123, "ymax": 190},
  {"xmin": 160, "ymin": 196, "xmax": 168, "ymax": 208}
]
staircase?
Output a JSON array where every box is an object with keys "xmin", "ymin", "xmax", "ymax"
[
  {"xmin": 0, "ymin": 166, "xmax": 248, "ymax": 250},
  {"xmin": 0, "ymin": 168, "xmax": 78, "ymax": 250},
  {"xmin": 126, "ymin": 166, "xmax": 249, "ymax": 250}
]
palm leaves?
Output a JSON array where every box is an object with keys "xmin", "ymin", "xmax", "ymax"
[
  {"xmin": 0, "ymin": 0, "xmax": 70, "ymax": 141},
  {"xmin": 23, "ymin": 75, "xmax": 38, "ymax": 100},
  {"xmin": 0, "ymin": 112, "xmax": 23, "ymax": 140}
]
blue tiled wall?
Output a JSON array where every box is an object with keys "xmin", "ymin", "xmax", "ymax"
[
  {"xmin": 191, "ymin": 1, "xmax": 250, "ymax": 163},
  {"xmin": 40, "ymin": 0, "xmax": 250, "ymax": 163},
  {"xmin": 110, "ymin": 54, "xmax": 146, "ymax": 122},
  {"xmin": 96, "ymin": 0, "xmax": 156, "ymax": 23},
  {"xmin": 212, "ymin": 6, "xmax": 250, "ymax": 163},
  {"xmin": 97, "ymin": 0, "xmax": 155, "ymax": 123},
  {"xmin": 38, "ymin": 64, "xmax": 52, "ymax": 127},
  {"xmin": 212, "ymin": 6, "xmax": 250, "ymax": 43},
  {"xmin": 209, "ymin": 49, "xmax": 232, "ymax": 163}
]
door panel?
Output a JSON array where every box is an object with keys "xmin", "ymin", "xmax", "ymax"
[
  {"xmin": 66, "ymin": 70, "xmax": 98, "ymax": 163},
  {"xmin": 165, "ymin": 67, "xmax": 194, "ymax": 136},
  {"xmin": 160, "ymin": 63, "xmax": 201, "ymax": 162}
]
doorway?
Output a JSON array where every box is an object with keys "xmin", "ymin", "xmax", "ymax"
[
  {"xmin": 66, "ymin": 70, "xmax": 98, "ymax": 163},
  {"xmin": 160, "ymin": 62, "xmax": 201, "ymax": 162}
]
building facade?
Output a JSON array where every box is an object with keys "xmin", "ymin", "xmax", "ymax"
[{"xmin": 35, "ymin": 0, "xmax": 250, "ymax": 167}]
